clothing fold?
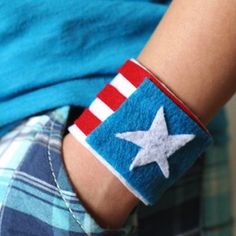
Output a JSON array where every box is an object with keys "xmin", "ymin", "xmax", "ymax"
[{"xmin": 0, "ymin": 0, "xmax": 168, "ymax": 135}]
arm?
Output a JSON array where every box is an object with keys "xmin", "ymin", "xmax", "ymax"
[
  {"xmin": 138, "ymin": 0, "xmax": 236, "ymax": 124},
  {"xmin": 63, "ymin": 0, "xmax": 236, "ymax": 228}
]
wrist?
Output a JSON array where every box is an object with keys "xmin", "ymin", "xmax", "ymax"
[
  {"xmin": 62, "ymin": 133, "xmax": 138, "ymax": 228},
  {"xmin": 69, "ymin": 58, "xmax": 212, "ymax": 205}
]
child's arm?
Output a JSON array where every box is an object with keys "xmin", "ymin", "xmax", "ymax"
[
  {"xmin": 138, "ymin": 0, "xmax": 236, "ymax": 124},
  {"xmin": 63, "ymin": 0, "xmax": 236, "ymax": 228}
]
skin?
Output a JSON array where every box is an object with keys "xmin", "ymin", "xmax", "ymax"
[{"xmin": 63, "ymin": 0, "xmax": 236, "ymax": 229}]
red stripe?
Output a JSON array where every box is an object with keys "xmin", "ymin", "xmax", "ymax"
[
  {"xmin": 118, "ymin": 60, "xmax": 161, "ymax": 88},
  {"xmin": 74, "ymin": 59, "xmax": 207, "ymax": 136},
  {"xmin": 119, "ymin": 60, "xmax": 207, "ymax": 132},
  {"xmin": 74, "ymin": 109, "xmax": 101, "ymax": 136},
  {"xmin": 118, "ymin": 60, "xmax": 147, "ymax": 87},
  {"xmin": 97, "ymin": 84, "xmax": 126, "ymax": 111}
]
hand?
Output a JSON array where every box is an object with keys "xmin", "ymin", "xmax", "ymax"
[{"xmin": 62, "ymin": 133, "xmax": 139, "ymax": 229}]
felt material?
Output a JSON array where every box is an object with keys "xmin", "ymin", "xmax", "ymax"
[
  {"xmin": 89, "ymin": 98, "xmax": 114, "ymax": 122},
  {"xmin": 110, "ymin": 74, "xmax": 137, "ymax": 98},
  {"xmin": 73, "ymin": 59, "xmax": 210, "ymax": 141},
  {"xmin": 74, "ymin": 109, "xmax": 100, "ymax": 136},
  {"xmin": 97, "ymin": 84, "xmax": 126, "ymax": 111},
  {"xmin": 0, "ymin": 0, "xmax": 170, "ymax": 136},
  {"xmin": 74, "ymin": 60, "xmax": 148, "ymax": 137},
  {"xmin": 119, "ymin": 59, "xmax": 209, "ymax": 131},
  {"xmin": 86, "ymin": 79, "xmax": 212, "ymax": 205},
  {"xmin": 115, "ymin": 106, "xmax": 195, "ymax": 178}
]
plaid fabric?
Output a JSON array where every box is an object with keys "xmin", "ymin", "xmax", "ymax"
[
  {"xmin": 0, "ymin": 106, "xmax": 233, "ymax": 236},
  {"xmin": 137, "ymin": 145, "xmax": 233, "ymax": 236},
  {"xmin": 0, "ymin": 106, "xmax": 136, "ymax": 236},
  {"xmin": 200, "ymin": 144, "xmax": 233, "ymax": 236}
]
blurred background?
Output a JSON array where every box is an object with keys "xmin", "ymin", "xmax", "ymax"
[{"xmin": 226, "ymin": 95, "xmax": 236, "ymax": 234}]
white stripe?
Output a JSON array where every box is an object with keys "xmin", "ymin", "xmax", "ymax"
[
  {"xmin": 110, "ymin": 73, "xmax": 136, "ymax": 98},
  {"xmin": 68, "ymin": 124, "xmax": 87, "ymax": 141},
  {"xmin": 89, "ymin": 98, "xmax": 114, "ymax": 122}
]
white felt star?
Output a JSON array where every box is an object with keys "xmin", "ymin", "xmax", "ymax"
[{"xmin": 115, "ymin": 106, "xmax": 195, "ymax": 178}]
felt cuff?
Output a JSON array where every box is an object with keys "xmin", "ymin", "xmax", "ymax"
[{"xmin": 69, "ymin": 59, "xmax": 212, "ymax": 205}]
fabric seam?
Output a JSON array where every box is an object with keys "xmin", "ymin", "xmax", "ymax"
[{"xmin": 47, "ymin": 118, "xmax": 90, "ymax": 235}]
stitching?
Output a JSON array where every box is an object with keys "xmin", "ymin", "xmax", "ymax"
[
  {"xmin": 49, "ymin": 114, "xmax": 135, "ymax": 236},
  {"xmin": 47, "ymin": 118, "xmax": 90, "ymax": 236}
]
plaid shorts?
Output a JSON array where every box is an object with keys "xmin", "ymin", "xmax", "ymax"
[{"xmin": 0, "ymin": 106, "xmax": 233, "ymax": 236}]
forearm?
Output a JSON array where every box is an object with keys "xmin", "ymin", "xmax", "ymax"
[
  {"xmin": 138, "ymin": 0, "xmax": 236, "ymax": 124},
  {"xmin": 63, "ymin": 0, "xmax": 236, "ymax": 229},
  {"xmin": 62, "ymin": 135, "xmax": 138, "ymax": 228}
]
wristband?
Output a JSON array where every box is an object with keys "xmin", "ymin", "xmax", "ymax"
[{"xmin": 69, "ymin": 59, "xmax": 212, "ymax": 205}]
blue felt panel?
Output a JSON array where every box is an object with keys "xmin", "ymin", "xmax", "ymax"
[{"xmin": 86, "ymin": 79, "xmax": 212, "ymax": 205}]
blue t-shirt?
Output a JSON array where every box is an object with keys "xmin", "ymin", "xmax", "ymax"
[{"xmin": 0, "ymin": 0, "xmax": 228, "ymax": 143}]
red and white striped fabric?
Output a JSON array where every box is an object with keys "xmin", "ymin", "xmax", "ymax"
[
  {"xmin": 69, "ymin": 59, "xmax": 160, "ymax": 140},
  {"xmin": 69, "ymin": 59, "xmax": 207, "ymax": 141}
]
